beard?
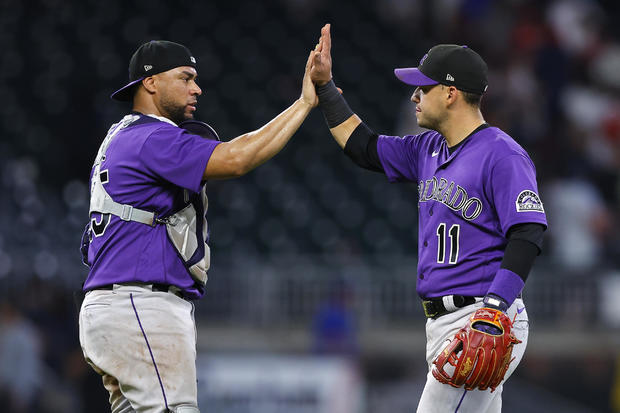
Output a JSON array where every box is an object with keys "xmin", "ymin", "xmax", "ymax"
[{"xmin": 160, "ymin": 92, "xmax": 193, "ymax": 125}]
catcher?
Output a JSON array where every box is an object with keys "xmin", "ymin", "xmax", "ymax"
[
  {"xmin": 310, "ymin": 24, "xmax": 547, "ymax": 412},
  {"xmin": 79, "ymin": 40, "xmax": 318, "ymax": 413}
]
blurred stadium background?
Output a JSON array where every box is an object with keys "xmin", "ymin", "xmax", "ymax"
[{"xmin": 1, "ymin": 0, "xmax": 620, "ymax": 411}]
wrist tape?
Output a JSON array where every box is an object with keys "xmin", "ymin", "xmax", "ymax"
[{"xmin": 316, "ymin": 80, "xmax": 354, "ymax": 128}]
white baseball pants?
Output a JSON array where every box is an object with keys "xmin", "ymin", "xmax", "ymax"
[{"xmin": 79, "ymin": 284, "xmax": 200, "ymax": 413}]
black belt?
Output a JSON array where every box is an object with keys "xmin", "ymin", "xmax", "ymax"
[
  {"xmin": 92, "ymin": 283, "xmax": 184, "ymax": 299},
  {"xmin": 422, "ymin": 295, "xmax": 477, "ymax": 319}
]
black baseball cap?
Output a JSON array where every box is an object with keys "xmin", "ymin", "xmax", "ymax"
[
  {"xmin": 111, "ymin": 40, "xmax": 197, "ymax": 101},
  {"xmin": 394, "ymin": 44, "xmax": 488, "ymax": 95}
]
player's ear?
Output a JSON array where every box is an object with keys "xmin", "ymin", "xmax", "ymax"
[
  {"xmin": 445, "ymin": 85, "xmax": 458, "ymax": 105},
  {"xmin": 141, "ymin": 76, "xmax": 157, "ymax": 94}
]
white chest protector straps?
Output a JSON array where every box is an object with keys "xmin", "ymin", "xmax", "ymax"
[{"xmin": 88, "ymin": 114, "xmax": 210, "ymax": 286}]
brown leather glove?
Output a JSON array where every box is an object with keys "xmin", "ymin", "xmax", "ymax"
[{"xmin": 432, "ymin": 307, "xmax": 521, "ymax": 392}]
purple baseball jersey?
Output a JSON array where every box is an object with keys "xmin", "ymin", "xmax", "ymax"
[
  {"xmin": 377, "ymin": 125, "xmax": 547, "ymax": 299},
  {"xmin": 83, "ymin": 114, "xmax": 220, "ymax": 299}
]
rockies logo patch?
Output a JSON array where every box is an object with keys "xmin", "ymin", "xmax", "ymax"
[{"xmin": 515, "ymin": 190, "xmax": 544, "ymax": 213}]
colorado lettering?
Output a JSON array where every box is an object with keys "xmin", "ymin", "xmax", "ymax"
[{"xmin": 418, "ymin": 177, "xmax": 483, "ymax": 221}]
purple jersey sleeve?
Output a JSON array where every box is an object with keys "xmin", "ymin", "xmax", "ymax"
[
  {"xmin": 140, "ymin": 127, "xmax": 220, "ymax": 193},
  {"xmin": 376, "ymin": 134, "xmax": 419, "ymax": 182},
  {"xmin": 377, "ymin": 131, "xmax": 443, "ymax": 183},
  {"xmin": 489, "ymin": 154, "xmax": 547, "ymax": 235}
]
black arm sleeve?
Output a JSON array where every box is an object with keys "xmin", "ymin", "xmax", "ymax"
[
  {"xmin": 343, "ymin": 122, "xmax": 384, "ymax": 172},
  {"xmin": 507, "ymin": 222, "xmax": 545, "ymax": 251},
  {"xmin": 500, "ymin": 223, "xmax": 546, "ymax": 281}
]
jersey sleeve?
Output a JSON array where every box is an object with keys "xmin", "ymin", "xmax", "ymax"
[
  {"xmin": 140, "ymin": 127, "xmax": 221, "ymax": 193},
  {"xmin": 489, "ymin": 154, "xmax": 548, "ymax": 235},
  {"xmin": 376, "ymin": 134, "xmax": 419, "ymax": 182}
]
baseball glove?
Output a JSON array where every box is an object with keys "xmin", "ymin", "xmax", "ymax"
[{"xmin": 432, "ymin": 307, "xmax": 521, "ymax": 392}]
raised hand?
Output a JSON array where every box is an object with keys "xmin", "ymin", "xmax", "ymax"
[
  {"xmin": 301, "ymin": 49, "xmax": 318, "ymax": 107},
  {"xmin": 310, "ymin": 23, "xmax": 332, "ymax": 86}
]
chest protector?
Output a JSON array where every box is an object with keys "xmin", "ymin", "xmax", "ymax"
[{"xmin": 86, "ymin": 114, "xmax": 217, "ymax": 286}]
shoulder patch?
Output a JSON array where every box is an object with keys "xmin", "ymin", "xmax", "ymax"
[{"xmin": 515, "ymin": 190, "xmax": 544, "ymax": 213}]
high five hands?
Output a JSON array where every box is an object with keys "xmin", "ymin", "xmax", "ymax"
[
  {"xmin": 311, "ymin": 24, "xmax": 333, "ymax": 87},
  {"xmin": 301, "ymin": 24, "xmax": 339, "ymax": 108}
]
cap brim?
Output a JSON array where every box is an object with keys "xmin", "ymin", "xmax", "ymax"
[
  {"xmin": 110, "ymin": 77, "xmax": 144, "ymax": 101},
  {"xmin": 394, "ymin": 68, "xmax": 438, "ymax": 86}
]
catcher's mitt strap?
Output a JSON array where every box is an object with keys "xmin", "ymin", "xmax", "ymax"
[{"xmin": 423, "ymin": 295, "xmax": 477, "ymax": 318}]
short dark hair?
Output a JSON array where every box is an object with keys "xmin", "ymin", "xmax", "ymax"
[{"xmin": 462, "ymin": 90, "xmax": 483, "ymax": 107}]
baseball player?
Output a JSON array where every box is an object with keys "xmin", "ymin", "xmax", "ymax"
[
  {"xmin": 78, "ymin": 40, "xmax": 318, "ymax": 413},
  {"xmin": 310, "ymin": 24, "xmax": 547, "ymax": 412}
]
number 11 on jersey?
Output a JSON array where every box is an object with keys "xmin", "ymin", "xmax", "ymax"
[{"xmin": 436, "ymin": 223, "xmax": 460, "ymax": 264}]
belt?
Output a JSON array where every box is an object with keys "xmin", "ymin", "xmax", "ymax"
[
  {"xmin": 93, "ymin": 283, "xmax": 184, "ymax": 299},
  {"xmin": 422, "ymin": 295, "xmax": 477, "ymax": 319}
]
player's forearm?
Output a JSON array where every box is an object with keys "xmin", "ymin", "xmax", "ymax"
[
  {"xmin": 243, "ymin": 98, "xmax": 313, "ymax": 169},
  {"xmin": 320, "ymin": 86, "xmax": 383, "ymax": 172},
  {"xmin": 204, "ymin": 98, "xmax": 312, "ymax": 179},
  {"xmin": 317, "ymin": 80, "xmax": 360, "ymax": 148},
  {"xmin": 329, "ymin": 114, "xmax": 361, "ymax": 148}
]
